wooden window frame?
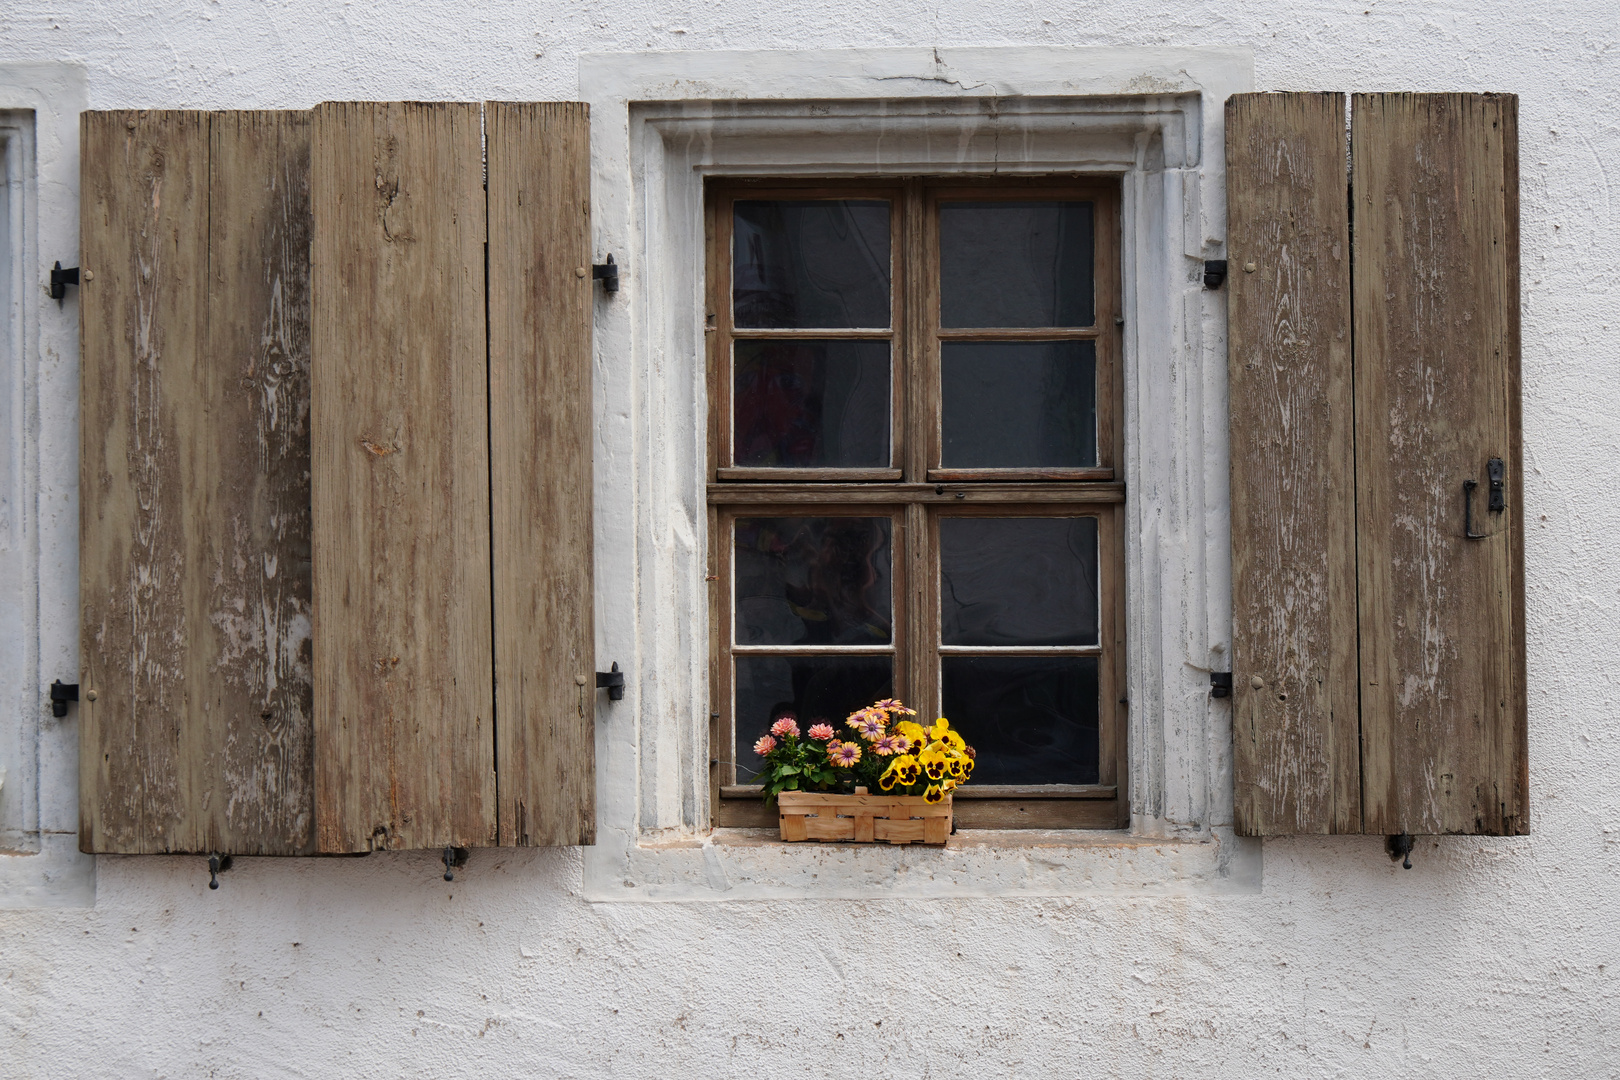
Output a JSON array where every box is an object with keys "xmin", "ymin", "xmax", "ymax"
[{"xmin": 706, "ymin": 176, "xmax": 1127, "ymax": 831}]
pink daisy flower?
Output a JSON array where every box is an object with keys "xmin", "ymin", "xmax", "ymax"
[
  {"xmin": 891, "ymin": 734, "xmax": 912, "ymax": 754},
  {"xmin": 753, "ymin": 735, "xmax": 776, "ymax": 756},
  {"xmin": 829, "ymin": 741, "xmax": 862, "ymax": 767},
  {"xmin": 808, "ymin": 723, "xmax": 835, "ymax": 741},
  {"xmin": 873, "ymin": 698, "xmax": 918, "ymax": 716},
  {"xmin": 770, "ymin": 717, "xmax": 800, "ymax": 738},
  {"xmin": 873, "ymin": 734, "xmax": 902, "ymax": 756}
]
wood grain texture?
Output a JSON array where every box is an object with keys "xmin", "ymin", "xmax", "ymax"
[
  {"xmin": 485, "ymin": 101, "xmax": 596, "ymax": 847},
  {"xmin": 1225, "ymin": 93, "xmax": 1361, "ymax": 836},
  {"xmin": 310, "ymin": 102, "xmax": 494, "ymax": 852},
  {"xmin": 1352, "ymin": 93, "xmax": 1526, "ymax": 836},
  {"xmin": 79, "ymin": 110, "xmax": 314, "ymax": 855}
]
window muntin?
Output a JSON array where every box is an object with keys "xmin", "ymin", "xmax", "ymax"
[{"xmin": 708, "ymin": 178, "xmax": 1125, "ymax": 829}]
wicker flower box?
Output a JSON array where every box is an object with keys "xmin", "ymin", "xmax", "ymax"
[{"xmin": 776, "ymin": 787, "xmax": 952, "ymax": 845}]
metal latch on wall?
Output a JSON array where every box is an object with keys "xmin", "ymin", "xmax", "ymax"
[
  {"xmin": 1464, "ymin": 456, "xmax": 1506, "ymax": 540},
  {"xmin": 1203, "ymin": 259, "xmax": 1228, "ymax": 289},
  {"xmin": 1210, "ymin": 672, "xmax": 1233, "ymax": 699}
]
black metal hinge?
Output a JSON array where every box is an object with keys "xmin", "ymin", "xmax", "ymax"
[
  {"xmin": 1487, "ymin": 457, "xmax": 1505, "ymax": 512},
  {"xmin": 1203, "ymin": 259, "xmax": 1228, "ymax": 290},
  {"xmin": 1210, "ymin": 672, "xmax": 1233, "ymax": 699},
  {"xmin": 596, "ymin": 661, "xmax": 625, "ymax": 701},
  {"xmin": 49, "ymin": 262, "xmax": 79, "ymax": 304},
  {"xmin": 592, "ymin": 254, "xmax": 619, "ymax": 293},
  {"xmin": 49, "ymin": 680, "xmax": 78, "ymax": 717}
]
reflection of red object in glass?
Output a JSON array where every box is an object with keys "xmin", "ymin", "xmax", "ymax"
[{"xmin": 736, "ymin": 344, "xmax": 821, "ymax": 466}]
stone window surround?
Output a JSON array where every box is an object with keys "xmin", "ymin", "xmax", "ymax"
[{"xmin": 580, "ymin": 46, "xmax": 1262, "ymax": 900}]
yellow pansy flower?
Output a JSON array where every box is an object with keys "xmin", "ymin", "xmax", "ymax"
[
  {"xmin": 896, "ymin": 720, "xmax": 927, "ymax": 745},
  {"xmin": 929, "ymin": 718, "xmax": 951, "ymax": 742},
  {"xmin": 924, "ymin": 784, "xmax": 945, "ymax": 804},
  {"xmin": 919, "ymin": 748, "xmax": 949, "ymax": 781}
]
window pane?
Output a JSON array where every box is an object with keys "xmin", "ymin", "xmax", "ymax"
[
  {"xmin": 733, "ymin": 340, "xmax": 890, "ymax": 468},
  {"xmin": 734, "ymin": 656, "xmax": 893, "ymax": 782},
  {"xmin": 939, "ymin": 201, "xmax": 1094, "ymax": 328},
  {"xmin": 733, "ymin": 200, "xmax": 891, "ymax": 329},
  {"xmin": 941, "ymin": 656, "xmax": 1099, "ymax": 785},
  {"xmin": 940, "ymin": 517, "xmax": 1098, "ymax": 646},
  {"xmin": 941, "ymin": 340, "xmax": 1096, "ymax": 468},
  {"xmin": 735, "ymin": 517, "xmax": 892, "ymax": 646}
]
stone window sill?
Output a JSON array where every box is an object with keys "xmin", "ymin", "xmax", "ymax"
[{"xmin": 583, "ymin": 826, "xmax": 1261, "ymax": 901}]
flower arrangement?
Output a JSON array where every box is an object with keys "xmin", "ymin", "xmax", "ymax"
[{"xmin": 752, "ymin": 699, "xmax": 975, "ymax": 806}]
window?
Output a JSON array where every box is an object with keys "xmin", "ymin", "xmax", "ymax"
[{"xmin": 706, "ymin": 178, "xmax": 1127, "ymax": 830}]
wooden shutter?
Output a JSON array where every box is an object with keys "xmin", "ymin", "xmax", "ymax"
[
  {"xmin": 79, "ymin": 111, "xmax": 314, "ymax": 855},
  {"xmin": 1226, "ymin": 93, "xmax": 1360, "ymax": 835},
  {"xmin": 486, "ymin": 103, "xmax": 596, "ymax": 847},
  {"xmin": 1352, "ymin": 94, "xmax": 1526, "ymax": 836},
  {"xmin": 1227, "ymin": 92, "xmax": 1525, "ymax": 837},
  {"xmin": 310, "ymin": 102, "xmax": 495, "ymax": 852},
  {"xmin": 81, "ymin": 102, "xmax": 597, "ymax": 856}
]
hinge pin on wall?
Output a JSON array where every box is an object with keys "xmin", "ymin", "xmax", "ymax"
[
  {"xmin": 49, "ymin": 680, "xmax": 78, "ymax": 717},
  {"xmin": 1209, "ymin": 672, "xmax": 1233, "ymax": 698},
  {"xmin": 49, "ymin": 262, "xmax": 79, "ymax": 304},
  {"xmin": 1386, "ymin": 832, "xmax": 1416, "ymax": 869},
  {"xmin": 206, "ymin": 853, "xmax": 232, "ymax": 890},
  {"xmin": 1203, "ymin": 259, "xmax": 1228, "ymax": 289},
  {"xmin": 596, "ymin": 661, "xmax": 626, "ymax": 701},
  {"xmin": 441, "ymin": 846, "xmax": 469, "ymax": 882},
  {"xmin": 592, "ymin": 254, "xmax": 620, "ymax": 293}
]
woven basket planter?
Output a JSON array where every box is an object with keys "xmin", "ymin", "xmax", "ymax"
[{"xmin": 776, "ymin": 787, "xmax": 952, "ymax": 845}]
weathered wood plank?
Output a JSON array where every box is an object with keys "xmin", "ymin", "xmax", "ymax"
[
  {"xmin": 79, "ymin": 111, "xmax": 209, "ymax": 853},
  {"xmin": 485, "ymin": 101, "xmax": 597, "ymax": 846},
  {"xmin": 200, "ymin": 111, "xmax": 315, "ymax": 853},
  {"xmin": 310, "ymin": 102, "xmax": 495, "ymax": 852},
  {"xmin": 79, "ymin": 110, "xmax": 314, "ymax": 855},
  {"xmin": 1225, "ymin": 93, "xmax": 1360, "ymax": 836},
  {"xmin": 1352, "ymin": 93, "xmax": 1526, "ymax": 836}
]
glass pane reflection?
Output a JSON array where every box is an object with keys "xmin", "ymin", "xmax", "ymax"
[
  {"xmin": 942, "ymin": 656, "xmax": 1099, "ymax": 785},
  {"xmin": 735, "ymin": 517, "xmax": 892, "ymax": 646},
  {"xmin": 941, "ymin": 517, "xmax": 1098, "ymax": 646},
  {"xmin": 940, "ymin": 201, "xmax": 1095, "ymax": 328},
  {"xmin": 733, "ymin": 340, "xmax": 890, "ymax": 468},
  {"xmin": 941, "ymin": 340, "xmax": 1096, "ymax": 468},
  {"xmin": 733, "ymin": 200, "xmax": 891, "ymax": 329}
]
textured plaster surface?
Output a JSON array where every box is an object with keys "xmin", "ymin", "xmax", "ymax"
[{"xmin": 1, "ymin": 2, "xmax": 1618, "ymax": 1077}]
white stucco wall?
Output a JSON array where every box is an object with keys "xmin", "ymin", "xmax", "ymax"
[{"xmin": 2, "ymin": 4, "xmax": 1618, "ymax": 1077}]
